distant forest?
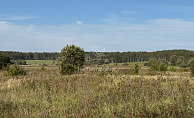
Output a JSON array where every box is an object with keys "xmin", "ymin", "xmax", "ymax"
[{"xmin": 1, "ymin": 50, "xmax": 194, "ymax": 63}]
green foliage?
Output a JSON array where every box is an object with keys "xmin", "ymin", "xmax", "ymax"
[
  {"xmin": 0, "ymin": 54, "xmax": 10, "ymax": 70},
  {"xmin": 11, "ymin": 60, "xmax": 26, "ymax": 65},
  {"xmin": 176, "ymin": 56, "xmax": 188, "ymax": 67},
  {"xmin": 41, "ymin": 66, "xmax": 46, "ymax": 70},
  {"xmin": 144, "ymin": 62, "xmax": 149, "ymax": 66},
  {"xmin": 59, "ymin": 45, "xmax": 85, "ymax": 75},
  {"xmin": 4, "ymin": 65, "xmax": 26, "ymax": 76},
  {"xmin": 150, "ymin": 59, "xmax": 168, "ymax": 72},
  {"xmin": 188, "ymin": 58, "xmax": 194, "ymax": 76},
  {"xmin": 26, "ymin": 60, "xmax": 54, "ymax": 65},
  {"xmin": 169, "ymin": 55, "xmax": 177, "ymax": 66},
  {"xmin": 132, "ymin": 64, "xmax": 140, "ymax": 75},
  {"xmin": 122, "ymin": 62, "xmax": 129, "ymax": 66}
]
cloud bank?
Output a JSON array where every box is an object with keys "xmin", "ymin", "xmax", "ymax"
[{"xmin": 0, "ymin": 19, "xmax": 194, "ymax": 52}]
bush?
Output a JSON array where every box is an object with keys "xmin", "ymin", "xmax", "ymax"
[
  {"xmin": 188, "ymin": 58, "xmax": 194, "ymax": 76},
  {"xmin": 11, "ymin": 60, "xmax": 26, "ymax": 65},
  {"xmin": 4, "ymin": 65, "xmax": 26, "ymax": 76},
  {"xmin": 41, "ymin": 66, "xmax": 46, "ymax": 70},
  {"xmin": 58, "ymin": 45, "xmax": 85, "ymax": 75},
  {"xmin": 0, "ymin": 54, "xmax": 10, "ymax": 70},
  {"xmin": 122, "ymin": 63, "xmax": 129, "ymax": 66},
  {"xmin": 150, "ymin": 59, "xmax": 168, "ymax": 72},
  {"xmin": 129, "ymin": 64, "xmax": 140, "ymax": 75},
  {"xmin": 132, "ymin": 64, "xmax": 140, "ymax": 75},
  {"xmin": 144, "ymin": 62, "xmax": 149, "ymax": 66}
]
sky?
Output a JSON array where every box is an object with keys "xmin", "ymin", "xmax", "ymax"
[{"xmin": 1, "ymin": 0, "xmax": 194, "ymax": 52}]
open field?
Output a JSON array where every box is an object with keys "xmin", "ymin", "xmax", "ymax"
[
  {"xmin": 0, "ymin": 66, "xmax": 194, "ymax": 117},
  {"xmin": 25, "ymin": 60, "xmax": 56, "ymax": 65},
  {"xmin": 25, "ymin": 60, "xmax": 148, "ymax": 67}
]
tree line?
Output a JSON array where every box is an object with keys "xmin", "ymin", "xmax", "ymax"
[
  {"xmin": 1, "ymin": 46, "xmax": 194, "ymax": 76},
  {"xmin": 0, "ymin": 51, "xmax": 59, "ymax": 60},
  {"xmin": 85, "ymin": 49, "xmax": 194, "ymax": 64},
  {"xmin": 1, "ymin": 49, "xmax": 194, "ymax": 63}
]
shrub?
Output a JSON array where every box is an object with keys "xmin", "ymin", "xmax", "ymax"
[
  {"xmin": 129, "ymin": 64, "xmax": 140, "ymax": 75},
  {"xmin": 132, "ymin": 64, "xmax": 140, "ymax": 75},
  {"xmin": 4, "ymin": 65, "xmax": 26, "ymax": 76},
  {"xmin": 0, "ymin": 54, "xmax": 10, "ymax": 70},
  {"xmin": 150, "ymin": 59, "xmax": 168, "ymax": 72},
  {"xmin": 188, "ymin": 58, "xmax": 194, "ymax": 76},
  {"xmin": 41, "ymin": 66, "xmax": 46, "ymax": 70},
  {"xmin": 144, "ymin": 62, "xmax": 149, "ymax": 66},
  {"xmin": 122, "ymin": 63, "xmax": 129, "ymax": 66},
  {"xmin": 11, "ymin": 60, "xmax": 26, "ymax": 65},
  {"xmin": 58, "ymin": 45, "xmax": 85, "ymax": 75}
]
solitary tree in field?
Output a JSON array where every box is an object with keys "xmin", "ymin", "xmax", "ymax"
[
  {"xmin": 132, "ymin": 64, "xmax": 140, "ymax": 75},
  {"xmin": 0, "ymin": 53, "xmax": 10, "ymax": 70},
  {"xmin": 59, "ymin": 45, "xmax": 85, "ymax": 75}
]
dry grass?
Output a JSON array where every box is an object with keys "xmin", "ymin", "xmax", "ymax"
[{"xmin": 0, "ymin": 68, "xmax": 194, "ymax": 118}]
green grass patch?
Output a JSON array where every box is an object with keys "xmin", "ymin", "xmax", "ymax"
[
  {"xmin": 108, "ymin": 61, "xmax": 149, "ymax": 68},
  {"xmin": 26, "ymin": 60, "xmax": 56, "ymax": 65}
]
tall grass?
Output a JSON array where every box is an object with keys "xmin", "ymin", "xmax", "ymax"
[{"xmin": 0, "ymin": 69, "xmax": 193, "ymax": 117}]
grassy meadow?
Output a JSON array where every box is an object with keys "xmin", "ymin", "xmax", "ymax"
[
  {"xmin": 25, "ymin": 60, "xmax": 56, "ymax": 66},
  {"xmin": 0, "ymin": 64, "xmax": 194, "ymax": 118}
]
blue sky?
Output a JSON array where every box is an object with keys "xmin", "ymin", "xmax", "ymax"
[{"xmin": 1, "ymin": 0, "xmax": 194, "ymax": 52}]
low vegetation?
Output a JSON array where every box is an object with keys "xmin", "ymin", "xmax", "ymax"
[
  {"xmin": 4, "ymin": 65, "xmax": 26, "ymax": 76},
  {"xmin": 0, "ymin": 68, "xmax": 194, "ymax": 117},
  {"xmin": 0, "ymin": 53, "xmax": 10, "ymax": 70},
  {"xmin": 25, "ymin": 60, "xmax": 55, "ymax": 66},
  {"xmin": 1, "ymin": 47, "xmax": 194, "ymax": 117}
]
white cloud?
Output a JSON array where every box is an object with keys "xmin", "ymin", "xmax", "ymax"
[
  {"xmin": 0, "ymin": 19, "xmax": 194, "ymax": 52},
  {"xmin": 121, "ymin": 11, "xmax": 136, "ymax": 14},
  {"xmin": 76, "ymin": 21, "xmax": 83, "ymax": 25},
  {"xmin": 1, "ymin": 16, "xmax": 36, "ymax": 21}
]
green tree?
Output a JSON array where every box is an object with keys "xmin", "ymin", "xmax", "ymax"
[
  {"xmin": 58, "ymin": 45, "xmax": 85, "ymax": 75},
  {"xmin": 0, "ymin": 54, "xmax": 10, "ymax": 69},
  {"xmin": 132, "ymin": 64, "xmax": 140, "ymax": 75},
  {"xmin": 157, "ymin": 59, "xmax": 168, "ymax": 72},
  {"xmin": 176, "ymin": 56, "xmax": 187, "ymax": 65},
  {"xmin": 149, "ymin": 58, "xmax": 158, "ymax": 71},
  {"xmin": 150, "ymin": 59, "xmax": 168, "ymax": 72},
  {"xmin": 188, "ymin": 58, "xmax": 194, "ymax": 76},
  {"xmin": 169, "ymin": 55, "xmax": 177, "ymax": 66}
]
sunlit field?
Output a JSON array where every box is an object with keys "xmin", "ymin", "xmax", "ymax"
[
  {"xmin": 0, "ymin": 66, "xmax": 193, "ymax": 118},
  {"xmin": 25, "ymin": 60, "xmax": 56, "ymax": 66}
]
